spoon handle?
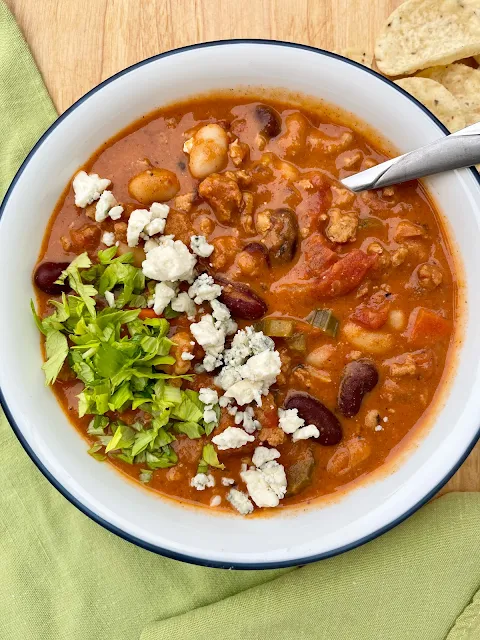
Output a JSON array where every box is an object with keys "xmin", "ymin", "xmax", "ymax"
[{"xmin": 341, "ymin": 122, "xmax": 480, "ymax": 193}]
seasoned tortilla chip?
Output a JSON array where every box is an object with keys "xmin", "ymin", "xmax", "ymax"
[
  {"xmin": 338, "ymin": 49, "xmax": 372, "ymax": 68},
  {"xmin": 417, "ymin": 63, "xmax": 480, "ymax": 124},
  {"xmin": 395, "ymin": 77, "xmax": 466, "ymax": 132},
  {"xmin": 375, "ymin": 0, "xmax": 480, "ymax": 76}
]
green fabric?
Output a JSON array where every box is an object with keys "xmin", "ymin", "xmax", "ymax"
[
  {"xmin": 1, "ymin": 2, "xmax": 480, "ymax": 638},
  {"xmin": 0, "ymin": 2, "xmax": 56, "ymax": 201}
]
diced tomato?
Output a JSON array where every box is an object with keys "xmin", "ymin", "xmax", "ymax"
[
  {"xmin": 351, "ymin": 290, "xmax": 391, "ymax": 329},
  {"xmin": 407, "ymin": 307, "xmax": 451, "ymax": 345},
  {"xmin": 352, "ymin": 306, "xmax": 389, "ymax": 330},
  {"xmin": 138, "ymin": 308, "xmax": 158, "ymax": 319},
  {"xmin": 304, "ymin": 233, "xmax": 338, "ymax": 276},
  {"xmin": 315, "ymin": 250, "xmax": 376, "ymax": 298}
]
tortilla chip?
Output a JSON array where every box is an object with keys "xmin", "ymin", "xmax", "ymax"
[
  {"xmin": 395, "ymin": 77, "xmax": 466, "ymax": 132},
  {"xmin": 375, "ymin": 0, "xmax": 480, "ymax": 76},
  {"xmin": 338, "ymin": 49, "xmax": 372, "ymax": 68},
  {"xmin": 417, "ymin": 63, "xmax": 480, "ymax": 124}
]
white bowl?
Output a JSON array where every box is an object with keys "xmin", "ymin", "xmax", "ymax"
[{"xmin": 1, "ymin": 41, "xmax": 480, "ymax": 569}]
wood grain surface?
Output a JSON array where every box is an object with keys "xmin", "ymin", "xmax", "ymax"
[{"xmin": 5, "ymin": 0, "xmax": 479, "ymax": 493}]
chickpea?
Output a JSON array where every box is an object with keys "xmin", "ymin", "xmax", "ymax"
[
  {"xmin": 128, "ymin": 168, "xmax": 180, "ymax": 205},
  {"xmin": 188, "ymin": 124, "xmax": 229, "ymax": 179}
]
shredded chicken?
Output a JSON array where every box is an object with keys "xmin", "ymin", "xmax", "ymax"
[
  {"xmin": 198, "ymin": 173, "xmax": 242, "ymax": 223},
  {"xmin": 325, "ymin": 208, "xmax": 359, "ymax": 243},
  {"xmin": 228, "ymin": 138, "xmax": 249, "ymax": 166},
  {"xmin": 174, "ymin": 191, "xmax": 196, "ymax": 213},
  {"xmin": 417, "ymin": 263, "xmax": 443, "ymax": 290},
  {"xmin": 394, "ymin": 220, "xmax": 425, "ymax": 242}
]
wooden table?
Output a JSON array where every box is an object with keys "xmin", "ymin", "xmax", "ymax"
[{"xmin": 5, "ymin": 0, "xmax": 479, "ymax": 493}]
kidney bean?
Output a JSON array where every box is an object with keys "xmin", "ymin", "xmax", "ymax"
[
  {"xmin": 255, "ymin": 208, "xmax": 298, "ymax": 264},
  {"xmin": 337, "ymin": 359, "xmax": 379, "ymax": 418},
  {"xmin": 285, "ymin": 392, "xmax": 342, "ymax": 446},
  {"xmin": 216, "ymin": 276, "xmax": 268, "ymax": 320},
  {"xmin": 255, "ymin": 104, "xmax": 282, "ymax": 139},
  {"xmin": 34, "ymin": 262, "xmax": 71, "ymax": 294}
]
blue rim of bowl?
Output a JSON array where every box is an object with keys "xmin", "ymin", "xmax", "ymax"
[{"xmin": 1, "ymin": 39, "xmax": 480, "ymax": 570}]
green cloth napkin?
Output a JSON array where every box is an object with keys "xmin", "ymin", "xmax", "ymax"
[{"xmin": 1, "ymin": 3, "xmax": 480, "ymax": 638}]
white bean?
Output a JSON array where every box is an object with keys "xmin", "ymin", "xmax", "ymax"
[
  {"xmin": 388, "ymin": 309, "xmax": 406, "ymax": 332},
  {"xmin": 306, "ymin": 344, "xmax": 336, "ymax": 369},
  {"xmin": 342, "ymin": 322, "xmax": 394, "ymax": 354},
  {"xmin": 188, "ymin": 124, "xmax": 228, "ymax": 179}
]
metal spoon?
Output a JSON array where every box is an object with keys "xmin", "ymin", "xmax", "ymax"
[{"xmin": 341, "ymin": 122, "xmax": 480, "ymax": 192}]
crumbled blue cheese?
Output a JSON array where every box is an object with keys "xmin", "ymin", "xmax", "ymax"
[
  {"xmin": 95, "ymin": 190, "xmax": 118, "ymax": 222},
  {"xmin": 145, "ymin": 203, "xmax": 170, "ymax": 236},
  {"xmin": 252, "ymin": 446, "xmax": 280, "ymax": 468},
  {"xmin": 227, "ymin": 488, "xmax": 254, "ymax": 515},
  {"xmin": 278, "ymin": 408, "xmax": 305, "ymax": 434},
  {"xmin": 109, "ymin": 205, "xmax": 124, "ymax": 220},
  {"xmin": 224, "ymin": 379, "xmax": 263, "ymax": 405},
  {"xmin": 221, "ymin": 477, "xmax": 235, "ymax": 486},
  {"xmin": 127, "ymin": 203, "xmax": 170, "ymax": 247},
  {"xmin": 222, "ymin": 350, "xmax": 281, "ymax": 406},
  {"xmin": 190, "ymin": 473, "xmax": 215, "ymax": 490},
  {"xmin": 153, "ymin": 282, "xmax": 177, "ymax": 315},
  {"xmin": 242, "ymin": 405, "xmax": 261, "ymax": 434},
  {"xmin": 142, "ymin": 236, "xmax": 197, "ymax": 282},
  {"xmin": 239, "ymin": 350, "xmax": 281, "ymax": 394},
  {"xmin": 72, "ymin": 171, "xmax": 111, "ymax": 208},
  {"xmin": 127, "ymin": 209, "xmax": 151, "ymax": 247},
  {"xmin": 234, "ymin": 411, "xmax": 244, "ymax": 425},
  {"xmin": 190, "ymin": 314, "xmax": 226, "ymax": 372},
  {"xmin": 203, "ymin": 407, "xmax": 217, "ymax": 424},
  {"xmin": 181, "ymin": 352, "xmax": 194, "ymax": 361},
  {"xmin": 211, "ymin": 299, "xmax": 237, "ymax": 335},
  {"xmin": 104, "ymin": 290, "xmax": 115, "ymax": 308},
  {"xmin": 144, "ymin": 238, "xmax": 160, "ymax": 253},
  {"xmin": 171, "ymin": 292, "xmax": 196, "ymax": 320},
  {"xmin": 199, "ymin": 388, "xmax": 218, "ymax": 405},
  {"xmin": 188, "ymin": 273, "xmax": 222, "ymax": 304},
  {"xmin": 215, "ymin": 326, "xmax": 275, "ymax": 393},
  {"xmin": 241, "ymin": 460, "xmax": 287, "ymax": 508},
  {"xmin": 102, "ymin": 231, "xmax": 116, "ymax": 247},
  {"xmin": 190, "ymin": 235, "xmax": 214, "ymax": 258},
  {"xmin": 198, "ymin": 387, "xmax": 219, "ymax": 422},
  {"xmin": 292, "ymin": 424, "xmax": 320, "ymax": 442},
  {"xmin": 212, "ymin": 426, "xmax": 254, "ymax": 450}
]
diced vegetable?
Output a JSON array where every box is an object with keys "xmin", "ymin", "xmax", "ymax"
[
  {"xmin": 286, "ymin": 332, "xmax": 307, "ymax": 352},
  {"xmin": 305, "ymin": 309, "xmax": 339, "ymax": 338},
  {"xmin": 407, "ymin": 307, "xmax": 451, "ymax": 345},
  {"xmin": 286, "ymin": 448, "xmax": 315, "ymax": 496},
  {"xmin": 255, "ymin": 318, "xmax": 295, "ymax": 337}
]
